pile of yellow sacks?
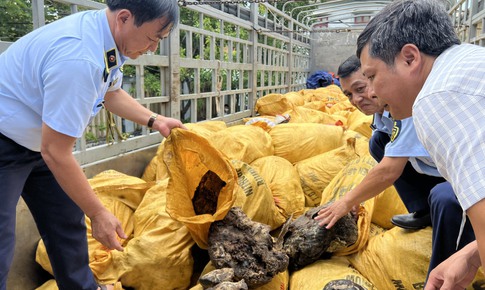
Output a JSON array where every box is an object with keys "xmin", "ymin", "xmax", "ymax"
[{"xmin": 35, "ymin": 85, "xmax": 484, "ymax": 290}]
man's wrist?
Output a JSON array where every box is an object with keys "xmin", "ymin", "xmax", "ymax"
[{"xmin": 147, "ymin": 113, "xmax": 159, "ymax": 129}]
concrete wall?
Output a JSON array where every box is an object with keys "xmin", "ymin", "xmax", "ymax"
[{"xmin": 309, "ymin": 30, "xmax": 363, "ymax": 75}]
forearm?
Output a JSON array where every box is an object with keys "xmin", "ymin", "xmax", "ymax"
[
  {"xmin": 342, "ymin": 156, "xmax": 405, "ymax": 205},
  {"xmin": 466, "ymin": 200, "xmax": 485, "ymax": 269},
  {"xmin": 461, "ymin": 240, "xmax": 480, "ymax": 265},
  {"xmin": 40, "ymin": 123, "xmax": 106, "ymax": 218},
  {"xmin": 43, "ymin": 152, "xmax": 106, "ymax": 218},
  {"xmin": 103, "ymin": 89, "xmax": 155, "ymax": 126}
]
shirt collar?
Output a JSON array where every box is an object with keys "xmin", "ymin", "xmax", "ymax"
[{"xmin": 99, "ymin": 9, "xmax": 127, "ymax": 69}]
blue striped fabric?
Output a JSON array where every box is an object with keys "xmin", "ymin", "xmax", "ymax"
[{"xmin": 413, "ymin": 44, "xmax": 485, "ymax": 210}]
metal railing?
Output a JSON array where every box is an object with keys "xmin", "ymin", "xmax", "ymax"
[
  {"xmin": 448, "ymin": 0, "xmax": 485, "ymax": 46},
  {"xmin": 0, "ymin": 0, "xmax": 311, "ymax": 167}
]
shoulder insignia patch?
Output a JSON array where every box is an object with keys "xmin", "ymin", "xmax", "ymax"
[
  {"xmin": 105, "ymin": 48, "xmax": 117, "ymax": 69},
  {"xmin": 103, "ymin": 48, "xmax": 118, "ymax": 82},
  {"xmin": 390, "ymin": 120, "xmax": 401, "ymax": 142}
]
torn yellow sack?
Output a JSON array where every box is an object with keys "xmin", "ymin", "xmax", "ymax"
[{"xmin": 163, "ymin": 128, "xmax": 238, "ymax": 249}]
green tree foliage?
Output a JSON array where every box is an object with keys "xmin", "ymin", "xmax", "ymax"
[
  {"xmin": 179, "ymin": 7, "xmax": 251, "ymax": 94},
  {"xmin": 0, "ymin": 0, "xmax": 104, "ymax": 41},
  {"xmin": 0, "ymin": 0, "xmax": 32, "ymax": 41}
]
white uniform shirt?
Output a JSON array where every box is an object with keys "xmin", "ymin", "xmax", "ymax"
[
  {"xmin": 414, "ymin": 44, "xmax": 485, "ymax": 210},
  {"xmin": 384, "ymin": 117, "xmax": 441, "ymax": 177},
  {"xmin": 0, "ymin": 9, "xmax": 125, "ymax": 151},
  {"xmin": 371, "ymin": 110, "xmax": 393, "ymax": 135}
]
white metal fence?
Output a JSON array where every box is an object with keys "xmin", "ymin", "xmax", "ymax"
[
  {"xmin": 0, "ymin": 0, "xmax": 312, "ymax": 167},
  {"xmin": 448, "ymin": 0, "xmax": 485, "ymax": 46}
]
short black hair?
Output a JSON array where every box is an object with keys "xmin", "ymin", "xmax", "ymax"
[
  {"xmin": 337, "ymin": 55, "xmax": 361, "ymax": 79},
  {"xmin": 357, "ymin": 0, "xmax": 459, "ymax": 66},
  {"xmin": 107, "ymin": 0, "xmax": 179, "ymax": 31}
]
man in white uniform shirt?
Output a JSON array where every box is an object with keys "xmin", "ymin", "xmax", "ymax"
[
  {"xmin": 355, "ymin": 0, "xmax": 485, "ymax": 287},
  {"xmin": 0, "ymin": 0, "xmax": 186, "ymax": 289}
]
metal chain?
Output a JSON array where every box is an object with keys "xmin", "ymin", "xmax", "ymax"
[{"xmin": 179, "ymin": 0, "xmax": 308, "ymax": 6}]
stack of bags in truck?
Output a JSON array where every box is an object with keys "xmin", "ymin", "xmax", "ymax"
[{"xmin": 35, "ymin": 85, "xmax": 484, "ymax": 290}]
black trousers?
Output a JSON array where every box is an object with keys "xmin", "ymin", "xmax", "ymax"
[{"xmin": 0, "ymin": 132, "xmax": 98, "ymax": 290}]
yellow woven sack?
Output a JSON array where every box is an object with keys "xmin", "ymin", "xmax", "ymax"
[
  {"xmin": 104, "ymin": 180, "xmax": 195, "ymax": 290},
  {"xmin": 232, "ymin": 159, "xmax": 287, "ymax": 230},
  {"xmin": 334, "ymin": 109, "xmax": 352, "ymax": 117},
  {"xmin": 290, "ymin": 256, "xmax": 375, "ymax": 290},
  {"xmin": 163, "ymin": 128, "xmax": 238, "ymax": 249},
  {"xmin": 36, "ymin": 194, "xmax": 135, "ymax": 283},
  {"xmin": 316, "ymin": 84, "xmax": 346, "ymax": 94},
  {"xmin": 283, "ymin": 91, "xmax": 306, "ymax": 106},
  {"xmin": 313, "ymin": 85, "xmax": 348, "ymax": 101},
  {"xmin": 270, "ymin": 123, "xmax": 344, "ymax": 164},
  {"xmin": 295, "ymin": 138, "xmax": 360, "ymax": 207},
  {"xmin": 88, "ymin": 169, "xmax": 151, "ymax": 210},
  {"xmin": 255, "ymin": 93, "xmax": 294, "ymax": 116},
  {"xmin": 185, "ymin": 120, "xmax": 227, "ymax": 139},
  {"xmin": 301, "ymin": 85, "xmax": 345, "ymax": 103},
  {"xmin": 284, "ymin": 106, "xmax": 346, "ymax": 125},
  {"xmin": 298, "ymin": 88, "xmax": 315, "ymax": 96},
  {"xmin": 243, "ymin": 115, "xmax": 276, "ymax": 124},
  {"xmin": 369, "ymin": 222, "xmax": 387, "ymax": 238},
  {"xmin": 35, "ymin": 280, "xmax": 124, "ymax": 290},
  {"xmin": 36, "ymin": 170, "xmax": 143, "ymax": 279},
  {"xmin": 341, "ymin": 129, "xmax": 370, "ymax": 157},
  {"xmin": 325, "ymin": 99, "xmax": 356, "ymax": 114},
  {"xmin": 301, "ymin": 100, "xmax": 332, "ymax": 112},
  {"xmin": 372, "ymin": 185, "xmax": 408, "ymax": 229},
  {"xmin": 349, "ymin": 227, "xmax": 432, "ymax": 290},
  {"xmin": 153, "ymin": 120, "xmax": 228, "ymax": 173},
  {"xmin": 209, "ymin": 125, "xmax": 274, "ymax": 164},
  {"xmin": 190, "ymin": 262, "xmax": 289, "ymax": 290},
  {"xmin": 140, "ymin": 156, "xmax": 158, "ymax": 182},
  {"xmin": 250, "ymin": 156, "xmax": 306, "ymax": 219},
  {"xmin": 320, "ymin": 155, "xmax": 379, "ymax": 256},
  {"xmin": 346, "ymin": 110, "xmax": 373, "ymax": 139},
  {"xmin": 149, "ymin": 121, "xmax": 229, "ymax": 182}
]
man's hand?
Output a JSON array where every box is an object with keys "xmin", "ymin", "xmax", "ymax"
[
  {"xmin": 314, "ymin": 198, "xmax": 356, "ymax": 229},
  {"xmin": 90, "ymin": 209, "xmax": 127, "ymax": 251},
  {"xmin": 152, "ymin": 115, "xmax": 188, "ymax": 138},
  {"xmin": 425, "ymin": 241, "xmax": 480, "ymax": 290}
]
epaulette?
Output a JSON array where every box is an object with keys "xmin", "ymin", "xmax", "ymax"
[{"xmin": 103, "ymin": 48, "xmax": 117, "ymax": 82}]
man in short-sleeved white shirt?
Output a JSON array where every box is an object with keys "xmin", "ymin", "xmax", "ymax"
[
  {"xmin": 0, "ymin": 1, "xmax": 186, "ymax": 289},
  {"xmin": 316, "ymin": 55, "xmax": 475, "ymax": 277},
  {"xmin": 355, "ymin": 0, "xmax": 485, "ymax": 285}
]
